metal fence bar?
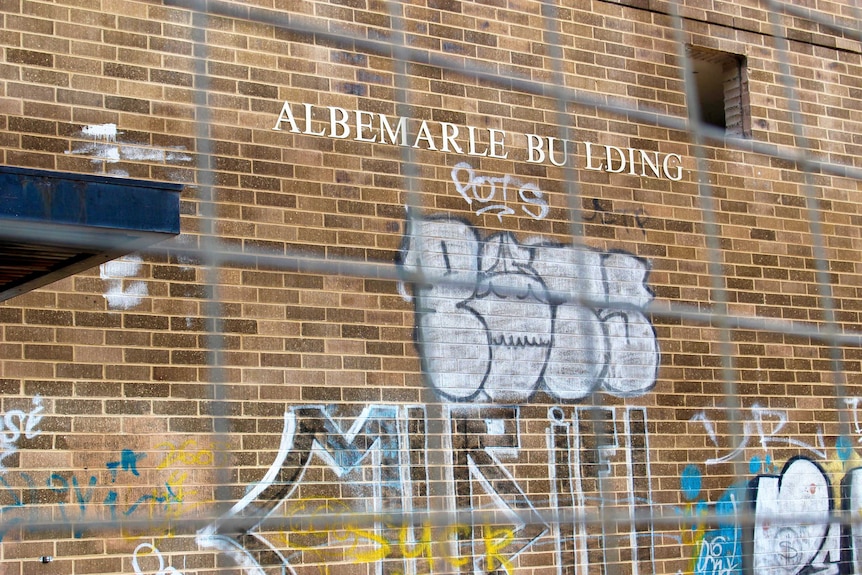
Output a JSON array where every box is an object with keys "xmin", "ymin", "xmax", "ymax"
[{"xmin": 1, "ymin": 0, "xmax": 861, "ymax": 572}]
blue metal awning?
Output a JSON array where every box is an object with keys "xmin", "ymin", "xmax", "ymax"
[{"xmin": 0, "ymin": 165, "xmax": 182, "ymax": 302}]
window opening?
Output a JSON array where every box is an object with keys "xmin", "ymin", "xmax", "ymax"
[{"xmin": 688, "ymin": 46, "xmax": 751, "ymax": 138}]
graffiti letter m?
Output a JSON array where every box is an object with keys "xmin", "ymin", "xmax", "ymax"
[{"xmin": 197, "ymin": 405, "xmax": 418, "ymax": 575}]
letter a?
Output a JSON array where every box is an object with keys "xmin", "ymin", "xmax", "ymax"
[{"xmin": 272, "ymin": 101, "xmax": 300, "ymax": 132}]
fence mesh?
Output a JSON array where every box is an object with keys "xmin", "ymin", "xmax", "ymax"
[{"xmin": 2, "ymin": 0, "xmax": 862, "ymax": 574}]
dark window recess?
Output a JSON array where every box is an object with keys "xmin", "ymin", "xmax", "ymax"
[{"xmin": 688, "ymin": 46, "xmax": 751, "ymax": 138}]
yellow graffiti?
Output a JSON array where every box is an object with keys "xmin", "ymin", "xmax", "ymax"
[
  {"xmin": 398, "ymin": 522, "xmax": 432, "ymax": 559},
  {"xmin": 143, "ymin": 439, "xmax": 228, "ymax": 536},
  {"xmin": 442, "ymin": 524, "xmax": 473, "ymax": 568},
  {"xmin": 682, "ymin": 501, "xmax": 708, "ymax": 575},
  {"xmin": 149, "ymin": 471, "xmax": 202, "ymax": 519},
  {"xmin": 823, "ymin": 444, "xmax": 862, "ymax": 501},
  {"xmin": 275, "ymin": 498, "xmax": 518, "ymax": 574},
  {"xmin": 120, "ymin": 440, "xmax": 227, "ymax": 541},
  {"xmin": 120, "ymin": 471, "xmax": 210, "ymax": 541},
  {"xmin": 155, "ymin": 438, "xmax": 230, "ymax": 469},
  {"xmin": 484, "ymin": 525, "xmax": 515, "ymax": 574},
  {"xmin": 345, "ymin": 525, "xmax": 391, "ymax": 563},
  {"xmin": 274, "ymin": 498, "xmax": 351, "ymax": 575}
]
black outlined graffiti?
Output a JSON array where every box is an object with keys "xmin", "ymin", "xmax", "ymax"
[
  {"xmin": 583, "ymin": 198, "xmax": 649, "ymax": 235},
  {"xmin": 398, "ymin": 215, "xmax": 659, "ymax": 403},
  {"xmin": 198, "ymin": 217, "xmax": 661, "ymax": 574},
  {"xmin": 448, "ymin": 406, "xmax": 549, "ymax": 574},
  {"xmin": 549, "ymin": 406, "xmax": 654, "ymax": 575},
  {"xmin": 749, "ymin": 457, "xmax": 840, "ymax": 575}
]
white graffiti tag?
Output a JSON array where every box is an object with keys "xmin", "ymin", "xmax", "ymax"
[
  {"xmin": 451, "ymin": 162, "xmax": 549, "ymax": 222},
  {"xmin": 198, "ymin": 404, "xmax": 653, "ymax": 575},
  {"xmin": 691, "ymin": 404, "xmax": 826, "ymax": 465},
  {"xmin": 0, "ymin": 396, "xmax": 44, "ymax": 471},
  {"xmin": 696, "ymin": 535, "xmax": 740, "ymax": 575}
]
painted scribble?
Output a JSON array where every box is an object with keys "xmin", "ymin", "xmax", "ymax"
[
  {"xmin": 0, "ymin": 442, "xmax": 217, "ymax": 543},
  {"xmin": 46, "ymin": 449, "xmax": 188, "ymax": 538},
  {"xmin": 679, "ymin": 466, "xmax": 743, "ymax": 575},
  {"xmin": 583, "ymin": 198, "xmax": 649, "ymax": 235},
  {"xmin": 690, "ymin": 405, "xmax": 827, "ymax": 466},
  {"xmin": 397, "ymin": 215, "xmax": 659, "ymax": 403},
  {"xmin": 274, "ymin": 497, "xmax": 514, "ymax": 575},
  {"xmin": 451, "ymin": 162, "xmax": 550, "ymax": 221},
  {"xmin": 0, "ymin": 395, "xmax": 44, "ymax": 471}
]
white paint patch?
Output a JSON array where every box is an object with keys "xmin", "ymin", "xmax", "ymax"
[
  {"xmin": 120, "ymin": 147, "xmax": 192, "ymax": 163},
  {"xmin": 68, "ymin": 124, "xmax": 191, "ymax": 174},
  {"xmin": 100, "ymin": 255, "xmax": 147, "ymax": 310},
  {"xmin": 486, "ymin": 418, "xmax": 506, "ymax": 435},
  {"xmin": 82, "ymin": 123, "xmax": 117, "ymax": 141},
  {"xmin": 120, "ymin": 146, "xmax": 164, "ymax": 162},
  {"xmin": 174, "ymin": 254, "xmax": 197, "ymax": 271}
]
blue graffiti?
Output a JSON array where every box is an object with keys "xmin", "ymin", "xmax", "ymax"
[
  {"xmin": 748, "ymin": 454, "xmax": 775, "ymax": 474},
  {"xmin": 696, "ymin": 485, "xmax": 744, "ymax": 575},
  {"xmin": 0, "ymin": 450, "xmax": 182, "ymax": 541},
  {"xmin": 837, "ymin": 435, "xmax": 854, "ymax": 462},
  {"xmin": 677, "ymin": 465, "xmax": 747, "ymax": 575},
  {"xmin": 0, "ymin": 472, "xmax": 36, "ymax": 540},
  {"xmin": 681, "ymin": 464, "xmax": 701, "ymax": 501},
  {"xmin": 107, "ymin": 448, "xmax": 145, "ymax": 480}
]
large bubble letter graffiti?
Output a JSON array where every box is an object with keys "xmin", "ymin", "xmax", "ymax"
[{"xmin": 398, "ymin": 216, "xmax": 660, "ymax": 403}]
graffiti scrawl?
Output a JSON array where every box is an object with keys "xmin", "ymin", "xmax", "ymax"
[
  {"xmin": 197, "ymin": 404, "xmax": 653, "ymax": 575},
  {"xmin": 681, "ymin": 454, "xmax": 862, "ymax": 575},
  {"xmin": 198, "ymin": 217, "xmax": 662, "ymax": 574},
  {"xmin": 0, "ymin": 395, "xmax": 44, "ymax": 472},
  {"xmin": 397, "ymin": 215, "xmax": 659, "ymax": 403}
]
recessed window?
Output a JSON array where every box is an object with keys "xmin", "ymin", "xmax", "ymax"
[{"xmin": 688, "ymin": 46, "xmax": 751, "ymax": 138}]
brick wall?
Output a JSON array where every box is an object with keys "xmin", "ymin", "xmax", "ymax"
[{"xmin": 0, "ymin": 0, "xmax": 861, "ymax": 574}]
